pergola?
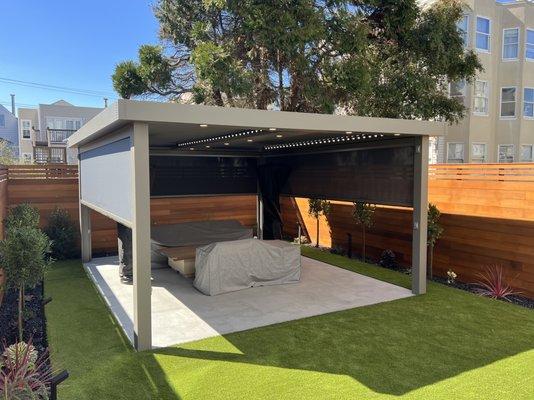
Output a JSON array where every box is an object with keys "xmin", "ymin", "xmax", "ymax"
[{"xmin": 68, "ymin": 99, "xmax": 444, "ymax": 351}]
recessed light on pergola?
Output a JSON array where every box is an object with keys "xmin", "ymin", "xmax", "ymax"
[
  {"xmin": 176, "ymin": 129, "xmax": 266, "ymax": 148},
  {"xmin": 263, "ymin": 133, "xmax": 384, "ymax": 151}
]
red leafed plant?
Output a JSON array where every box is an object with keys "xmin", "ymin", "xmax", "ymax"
[
  {"xmin": 473, "ymin": 265, "xmax": 518, "ymax": 301},
  {"xmin": 0, "ymin": 339, "xmax": 52, "ymax": 399}
]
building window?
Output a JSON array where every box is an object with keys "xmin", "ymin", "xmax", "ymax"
[
  {"xmin": 473, "ymin": 81, "xmax": 489, "ymax": 115},
  {"xmin": 498, "ymin": 144, "xmax": 514, "ymax": 163},
  {"xmin": 447, "ymin": 143, "xmax": 465, "ymax": 163},
  {"xmin": 500, "ymin": 87, "xmax": 516, "ymax": 118},
  {"xmin": 503, "ymin": 28, "xmax": 519, "ymax": 60},
  {"xmin": 458, "ymin": 15, "xmax": 469, "ymax": 47},
  {"xmin": 450, "ymin": 80, "xmax": 466, "ymax": 104},
  {"xmin": 476, "ymin": 17, "xmax": 491, "ymax": 52},
  {"xmin": 526, "ymin": 29, "xmax": 534, "ymax": 60},
  {"xmin": 0, "ymin": 114, "xmax": 5, "ymax": 128},
  {"xmin": 21, "ymin": 120, "xmax": 31, "ymax": 139},
  {"xmin": 521, "ymin": 144, "xmax": 533, "ymax": 162},
  {"xmin": 524, "ymin": 88, "xmax": 534, "ymax": 118},
  {"xmin": 472, "ymin": 143, "xmax": 487, "ymax": 162}
]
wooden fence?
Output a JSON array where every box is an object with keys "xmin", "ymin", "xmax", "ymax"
[
  {"xmin": 1, "ymin": 165, "xmax": 257, "ymax": 255},
  {"xmin": 428, "ymin": 163, "xmax": 534, "ymax": 220},
  {"xmin": 1, "ymin": 163, "xmax": 533, "ymax": 297}
]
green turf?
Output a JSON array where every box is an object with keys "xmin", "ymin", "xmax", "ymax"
[{"xmin": 46, "ymin": 248, "xmax": 534, "ymax": 399}]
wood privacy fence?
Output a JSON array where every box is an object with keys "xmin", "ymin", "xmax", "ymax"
[
  {"xmin": 0, "ymin": 163, "xmax": 533, "ymax": 297},
  {"xmin": 0, "ymin": 165, "xmax": 256, "ymax": 255}
]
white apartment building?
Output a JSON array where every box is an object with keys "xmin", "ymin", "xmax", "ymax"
[
  {"xmin": 428, "ymin": 0, "xmax": 534, "ymax": 163},
  {"xmin": 18, "ymin": 100, "xmax": 102, "ymax": 164}
]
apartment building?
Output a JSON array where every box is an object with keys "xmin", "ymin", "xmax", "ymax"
[
  {"xmin": 0, "ymin": 104, "xmax": 19, "ymax": 156},
  {"xmin": 18, "ymin": 100, "xmax": 102, "ymax": 164},
  {"xmin": 425, "ymin": 0, "xmax": 534, "ymax": 163}
]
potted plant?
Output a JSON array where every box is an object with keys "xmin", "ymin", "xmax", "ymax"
[
  {"xmin": 352, "ymin": 201, "xmax": 376, "ymax": 262},
  {"xmin": 307, "ymin": 198, "xmax": 331, "ymax": 248}
]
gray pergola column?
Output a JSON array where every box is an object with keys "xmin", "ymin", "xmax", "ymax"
[
  {"xmin": 131, "ymin": 122, "xmax": 152, "ymax": 350},
  {"xmin": 412, "ymin": 136, "xmax": 429, "ymax": 295},
  {"xmin": 79, "ymin": 204, "xmax": 92, "ymax": 263}
]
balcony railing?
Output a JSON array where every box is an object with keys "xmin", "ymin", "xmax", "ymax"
[
  {"xmin": 33, "ymin": 130, "xmax": 48, "ymax": 146},
  {"xmin": 48, "ymin": 128, "xmax": 76, "ymax": 144},
  {"xmin": 34, "ymin": 147, "xmax": 67, "ymax": 164}
]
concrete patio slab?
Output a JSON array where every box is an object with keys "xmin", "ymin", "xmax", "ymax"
[{"xmin": 84, "ymin": 256, "xmax": 412, "ymax": 348}]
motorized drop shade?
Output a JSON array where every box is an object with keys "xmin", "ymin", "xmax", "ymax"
[
  {"xmin": 79, "ymin": 137, "xmax": 133, "ymax": 223},
  {"xmin": 270, "ymin": 146, "xmax": 415, "ymax": 207},
  {"xmin": 150, "ymin": 156, "xmax": 258, "ymax": 196}
]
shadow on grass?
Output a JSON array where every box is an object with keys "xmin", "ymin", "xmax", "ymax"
[
  {"xmin": 45, "ymin": 260, "xmax": 181, "ymax": 400},
  {"xmin": 150, "ymin": 250, "xmax": 534, "ymax": 396}
]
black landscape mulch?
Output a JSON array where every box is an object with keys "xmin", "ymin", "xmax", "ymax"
[{"xmin": 0, "ymin": 282, "xmax": 49, "ymax": 355}]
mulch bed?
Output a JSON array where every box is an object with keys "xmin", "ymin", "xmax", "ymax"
[{"xmin": 0, "ymin": 282, "xmax": 49, "ymax": 355}]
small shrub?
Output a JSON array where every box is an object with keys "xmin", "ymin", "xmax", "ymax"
[
  {"xmin": 447, "ymin": 269, "xmax": 457, "ymax": 285},
  {"xmin": 0, "ymin": 340, "xmax": 52, "ymax": 399},
  {"xmin": 4, "ymin": 204, "xmax": 40, "ymax": 232},
  {"xmin": 2, "ymin": 342, "xmax": 38, "ymax": 370},
  {"xmin": 473, "ymin": 265, "xmax": 518, "ymax": 301},
  {"xmin": 1, "ymin": 205, "xmax": 52, "ymax": 341},
  {"xmin": 379, "ymin": 249, "xmax": 397, "ymax": 269},
  {"xmin": 44, "ymin": 207, "xmax": 79, "ymax": 260}
]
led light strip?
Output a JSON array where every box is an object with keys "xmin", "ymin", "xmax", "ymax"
[
  {"xmin": 264, "ymin": 133, "xmax": 384, "ymax": 151},
  {"xmin": 177, "ymin": 129, "xmax": 265, "ymax": 148}
]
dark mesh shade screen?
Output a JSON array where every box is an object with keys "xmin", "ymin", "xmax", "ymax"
[
  {"xmin": 150, "ymin": 156, "xmax": 257, "ymax": 196},
  {"xmin": 271, "ymin": 146, "xmax": 414, "ymax": 206}
]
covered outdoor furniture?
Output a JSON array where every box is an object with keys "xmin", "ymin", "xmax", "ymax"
[
  {"xmin": 151, "ymin": 220, "xmax": 254, "ymax": 276},
  {"xmin": 194, "ymin": 239, "xmax": 301, "ymax": 296},
  {"xmin": 151, "ymin": 220, "xmax": 253, "ymax": 247}
]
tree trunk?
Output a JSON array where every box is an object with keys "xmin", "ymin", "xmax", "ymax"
[
  {"xmin": 429, "ymin": 244, "xmax": 434, "ymax": 279},
  {"xmin": 18, "ymin": 285, "xmax": 24, "ymax": 342},
  {"xmin": 362, "ymin": 225, "xmax": 366, "ymax": 262},
  {"xmin": 315, "ymin": 217, "xmax": 319, "ymax": 248},
  {"xmin": 0, "ymin": 268, "xmax": 5, "ymax": 309}
]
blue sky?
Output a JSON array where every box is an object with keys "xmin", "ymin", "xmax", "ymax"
[{"xmin": 0, "ymin": 1, "xmax": 159, "ymax": 112}]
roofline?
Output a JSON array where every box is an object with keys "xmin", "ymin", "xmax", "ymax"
[{"xmin": 68, "ymin": 99, "xmax": 445, "ymax": 148}]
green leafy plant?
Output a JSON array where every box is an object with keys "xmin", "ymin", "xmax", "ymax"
[
  {"xmin": 4, "ymin": 203, "xmax": 40, "ymax": 231},
  {"xmin": 427, "ymin": 203, "xmax": 444, "ymax": 279},
  {"xmin": 308, "ymin": 199, "xmax": 331, "ymax": 248},
  {"xmin": 0, "ymin": 340, "xmax": 52, "ymax": 399},
  {"xmin": 352, "ymin": 202, "xmax": 376, "ymax": 262},
  {"xmin": 45, "ymin": 207, "xmax": 79, "ymax": 260},
  {"xmin": 0, "ymin": 205, "xmax": 51, "ymax": 341}
]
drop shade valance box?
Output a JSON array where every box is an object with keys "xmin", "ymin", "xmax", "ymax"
[{"xmin": 194, "ymin": 239, "xmax": 301, "ymax": 296}]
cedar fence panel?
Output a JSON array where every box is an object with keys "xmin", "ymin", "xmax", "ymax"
[{"xmin": 1, "ymin": 163, "xmax": 534, "ymax": 298}]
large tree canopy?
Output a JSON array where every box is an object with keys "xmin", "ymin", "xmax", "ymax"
[{"xmin": 112, "ymin": 0, "xmax": 481, "ymax": 122}]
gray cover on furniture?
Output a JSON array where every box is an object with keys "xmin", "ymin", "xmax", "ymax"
[
  {"xmin": 151, "ymin": 220, "xmax": 253, "ymax": 248},
  {"xmin": 194, "ymin": 239, "xmax": 301, "ymax": 296}
]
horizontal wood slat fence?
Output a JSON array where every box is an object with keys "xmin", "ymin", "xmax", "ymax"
[{"xmin": 0, "ymin": 163, "xmax": 533, "ymax": 298}]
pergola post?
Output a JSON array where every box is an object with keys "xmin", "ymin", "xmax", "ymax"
[
  {"xmin": 79, "ymin": 204, "xmax": 92, "ymax": 263},
  {"xmin": 412, "ymin": 136, "xmax": 429, "ymax": 295},
  {"xmin": 131, "ymin": 122, "xmax": 152, "ymax": 350}
]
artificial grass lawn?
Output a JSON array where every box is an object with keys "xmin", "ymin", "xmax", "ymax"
[{"xmin": 45, "ymin": 248, "xmax": 534, "ymax": 399}]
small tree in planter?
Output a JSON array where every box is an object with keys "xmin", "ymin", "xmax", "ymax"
[
  {"xmin": 1, "ymin": 204, "xmax": 40, "ymax": 309},
  {"xmin": 308, "ymin": 198, "xmax": 331, "ymax": 248},
  {"xmin": 1, "ymin": 205, "xmax": 51, "ymax": 341},
  {"xmin": 45, "ymin": 207, "xmax": 79, "ymax": 260},
  {"xmin": 352, "ymin": 201, "xmax": 376, "ymax": 262},
  {"xmin": 427, "ymin": 203, "xmax": 444, "ymax": 279}
]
